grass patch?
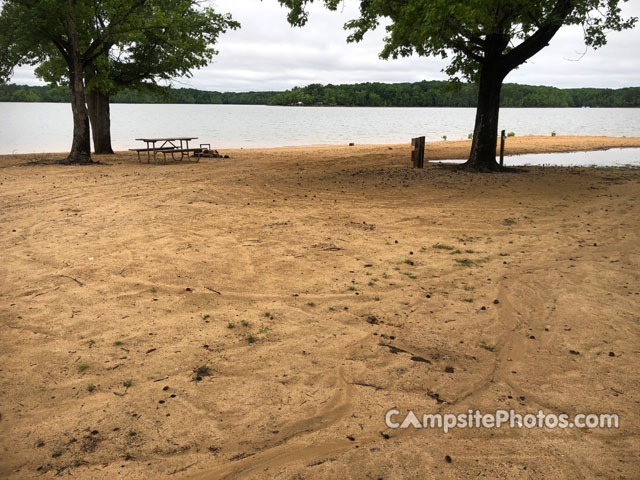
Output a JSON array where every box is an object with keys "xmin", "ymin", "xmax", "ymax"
[
  {"xmin": 455, "ymin": 258, "xmax": 475, "ymax": 267},
  {"xmin": 246, "ymin": 334, "xmax": 258, "ymax": 344},
  {"xmin": 503, "ymin": 217, "xmax": 517, "ymax": 226},
  {"xmin": 433, "ymin": 243, "xmax": 455, "ymax": 250},
  {"xmin": 113, "ymin": 340, "xmax": 124, "ymax": 346},
  {"xmin": 123, "ymin": 379, "xmax": 134, "ymax": 388},
  {"xmin": 194, "ymin": 365, "xmax": 212, "ymax": 377},
  {"xmin": 77, "ymin": 363, "xmax": 89, "ymax": 373},
  {"xmin": 227, "ymin": 322, "xmax": 235, "ymax": 329},
  {"xmin": 307, "ymin": 301, "xmax": 316, "ymax": 307},
  {"xmin": 86, "ymin": 384, "xmax": 96, "ymax": 392}
]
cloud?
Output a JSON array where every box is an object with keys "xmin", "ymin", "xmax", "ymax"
[{"xmin": 8, "ymin": 0, "xmax": 640, "ymax": 91}]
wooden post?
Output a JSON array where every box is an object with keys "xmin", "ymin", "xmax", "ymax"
[
  {"xmin": 500, "ymin": 129, "xmax": 506, "ymax": 167},
  {"xmin": 411, "ymin": 136, "xmax": 425, "ymax": 168}
]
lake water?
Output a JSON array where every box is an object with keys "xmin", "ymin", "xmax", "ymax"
[
  {"xmin": 437, "ymin": 148, "xmax": 640, "ymax": 167},
  {"xmin": 1, "ymin": 102, "xmax": 639, "ymax": 155}
]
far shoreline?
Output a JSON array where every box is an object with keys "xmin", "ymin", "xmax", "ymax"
[{"xmin": 1, "ymin": 135, "xmax": 639, "ymax": 164}]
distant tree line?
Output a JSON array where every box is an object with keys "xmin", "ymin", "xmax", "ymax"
[{"xmin": 2, "ymin": 81, "xmax": 639, "ymax": 108}]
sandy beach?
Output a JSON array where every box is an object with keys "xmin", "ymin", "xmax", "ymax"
[{"xmin": 0, "ymin": 135, "xmax": 639, "ymax": 479}]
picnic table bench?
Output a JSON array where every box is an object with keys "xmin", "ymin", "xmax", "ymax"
[{"xmin": 129, "ymin": 137, "xmax": 203, "ymax": 163}]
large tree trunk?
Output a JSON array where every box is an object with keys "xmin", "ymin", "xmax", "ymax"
[
  {"xmin": 462, "ymin": 65, "xmax": 506, "ymax": 172},
  {"xmin": 65, "ymin": 0, "xmax": 92, "ymax": 164},
  {"xmin": 87, "ymin": 89, "xmax": 114, "ymax": 154}
]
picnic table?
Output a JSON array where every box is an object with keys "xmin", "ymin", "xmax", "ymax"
[{"xmin": 130, "ymin": 137, "xmax": 202, "ymax": 163}]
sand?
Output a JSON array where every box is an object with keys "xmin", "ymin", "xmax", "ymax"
[{"xmin": 0, "ymin": 136, "xmax": 639, "ymax": 479}]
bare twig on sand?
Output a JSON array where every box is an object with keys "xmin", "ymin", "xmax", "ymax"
[
  {"xmin": 168, "ymin": 462, "xmax": 197, "ymax": 475},
  {"xmin": 58, "ymin": 275, "xmax": 84, "ymax": 287}
]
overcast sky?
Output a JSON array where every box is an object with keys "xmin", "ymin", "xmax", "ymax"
[{"xmin": 10, "ymin": 0, "xmax": 640, "ymax": 92}]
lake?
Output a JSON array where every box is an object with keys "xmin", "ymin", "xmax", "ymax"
[{"xmin": 1, "ymin": 102, "xmax": 639, "ymax": 155}]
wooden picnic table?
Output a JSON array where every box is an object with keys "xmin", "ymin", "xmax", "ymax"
[{"xmin": 130, "ymin": 137, "xmax": 201, "ymax": 163}]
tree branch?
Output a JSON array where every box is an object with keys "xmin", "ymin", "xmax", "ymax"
[{"xmin": 502, "ymin": 0, "xmax": 576, "ymax": 72}]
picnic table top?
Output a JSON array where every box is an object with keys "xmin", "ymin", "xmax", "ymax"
[{"xmin": 135, "ymin": 137, "xmax": 198, "ymax": 142}]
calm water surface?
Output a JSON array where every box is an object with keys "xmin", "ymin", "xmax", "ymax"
[{"xmin": 1, "ymin": 103, "xmax": 639, "ymax": 155}]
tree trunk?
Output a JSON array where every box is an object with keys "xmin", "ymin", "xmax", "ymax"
[
  {"xmin": 87, "ymin": 89, "xmax": 114, "ymax": 154},
  {"xmin": 65, "ymin": 0, "xmax": 92, "ymax": 164},
  {"xmin": 462, "ymin": 65, "xmax": 506, "ymax": 172}
]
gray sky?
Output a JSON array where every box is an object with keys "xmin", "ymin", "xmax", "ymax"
[{"xmin": 10, "ymin": 0, "xmax": 640, "ymax": 92}]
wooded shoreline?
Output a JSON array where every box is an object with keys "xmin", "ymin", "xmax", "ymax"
[{"xmin": 3, "ymin": 81, "xmax": 639, "ymax": 108}]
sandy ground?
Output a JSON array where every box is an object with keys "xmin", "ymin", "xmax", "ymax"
[{"xmin": 0, "ymin": 136, "xmax": 639, "ymax": 479}]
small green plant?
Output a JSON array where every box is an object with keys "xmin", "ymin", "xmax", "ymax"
[
  {"xmin": 241, "ymin": 320, "xmax": 250, "ymax": 327},
  {"xmin": 113, "ymin": 340, "xmax": 124, "ymax": 346},
  {"xmin": 507, "ymin": 131, "xmax": 515, "ymax": 137},
  {"xmin": 503, "ymin": 217, "xmax": 516, "ymax": 226},
  {"xmin": 88, "ymin": 339, "xmax": 96, "ymax": 347},
  {"xmin": 403, "ymin": 272, "xmax": 417, "ymax": 279},
  {"xmin": 468, "ymin": 133, "xmax": 473, "ymax": 139},
  {"xmin": 328, "ymin": 306, "xmax": 336, "ymax": 311},
  {"xmin": 194, "ymin": 365, "xmax": 212, "ymax": 377},
  {"xmin": 77, "ymin": 363, "xmax": 89, "ymax": 373},
  {"xmin": 227, "ymin": 322, "xmax": 235, "ymax": 329},
  {"xmin": 433, "ymin": 243, "xmax": 455, "ymax": 250},
  {"xmin": 203, "ymin": 314, "xmax": 211, "ymax": 320},
  {"xmin": 150, "ymin": 287, "xmax": 157, "ymax": 294},
  {"xmin": 86, "ymin": 384, "xmax": 96, "ymax": 392},
  {"xmin": 551, "ymin": 131, "xmax": 557, "ymax": 137},
  {"xmin": 464, "ymin": 285, "xmax": 475, "ymax": 291},
  {"xmin": 382, "ymin": 272, "xmax": 390, "ymax": 279},
  {"xmin": 348, "ymin": 286, "xmax": 356, "ymax": 291},
  {"xmin": 127, "ymin": 430, "xmax": 137, "ymax": 437},
  {"xmin": 465, "ymin": 249, "xmax": 474, "ymax": 254},
  {"xmin": 264, "ymin": 311, "xmax": 272, "ymax": 318},
  {"xmin": 246, "ymin": 334, "xmax": 257, "ymax": 344},
  {"xmin": 259, "ymin": 325, "xmax": 270, "ymax": 334},
  {"xmin": 307, "ymin": 301, "xmax": 316, "ymax": 307},
  {"xmin": 463, "ymin": 297, "xmax": 474, "ymax": 303},
  {"xmin": 374, "ymin": 296, "xmax": 381, "ymax": 301},
  {"xmin": 455, "ymin": 258, "xmax": 475, "ymax": 267},
  {"xmin": 442, "ymin": 135, "xmax": 447, "ymax": 141},
  {"xmin": 453, "ymin": 249, "xmax": 462, "ymax": 254},
  {"xmin": 479, "ymin": 341, "xmax": 497, "ymax": 352},
  {"xmin": 123, "ymin": 379, "xmax": 134, "ymax": 388},
  {"xmin": 368, "ymin": 281, "xmax": 375, "ymax": 286},
  {"xmin": 402, "ymin": 258, "xmax": 414, "ymax": 265}
]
